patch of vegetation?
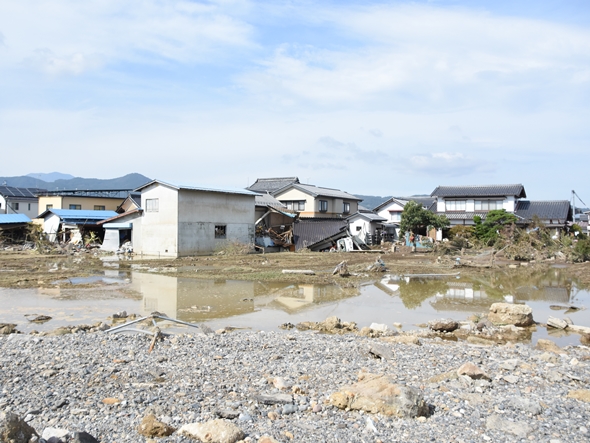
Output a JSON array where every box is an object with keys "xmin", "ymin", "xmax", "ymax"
[{"xmin": 473, "ymin": 210, "xmax": 518, "ymax": 246}]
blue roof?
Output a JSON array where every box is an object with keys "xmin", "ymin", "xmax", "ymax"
[
  {"xmin": 38, "ymin": 209, "xmax": 118, "ymax": 223},
  {"xmin": 0, "ymin": 214, "xmax": 32, "ymax": 224}
]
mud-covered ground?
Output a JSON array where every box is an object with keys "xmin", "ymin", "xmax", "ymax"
[{"xmin": 1, "ymin": 247, "xmax": 589, "ymax": 290}]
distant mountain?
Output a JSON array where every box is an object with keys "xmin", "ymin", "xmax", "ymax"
[
  {"xmin": 355, "ymin": 195, "xmax": 392, "ymax": 211},
  {"xmin": 26, "ymin": 172, "xmax": 74, "ymax": 182},
  {"xmin": 0, "ymin": 173, "xmax": 152, "ymax": 190}
]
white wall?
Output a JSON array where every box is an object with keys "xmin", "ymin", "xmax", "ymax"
[
  {"xmin": 376, "ymin": 201, "xmax": 404, "ymax": 222},
  {"xmin": 42, "ymin": 213, "xmax": 61, "ymax": 242},
  {"xmin": 137, "ymin": 183, "xmax": 179, "ymax": 257},
  {"xmin": 0, "ymin": 196, "xmax": 39, "ymax": 218}
]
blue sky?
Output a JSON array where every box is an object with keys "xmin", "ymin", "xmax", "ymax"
[{"xmin": 1, "ymin": 0, "xmax": 589, "ymax": 201}]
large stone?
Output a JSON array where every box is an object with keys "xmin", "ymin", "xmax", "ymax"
[
  {"xmin": 0, "ymin": 412, "xmax": 38, "ymax": 443},
  {"xmin": 0, "ymin": 323, "xmax": 18, "ymax": 335},
  {"xmin": 567, "ymin": 389, "xmax": 590, "ymax": 403},
  {"xmin": 137, "ymin": 414, "xmax": 176, "ymax": 437},
  {"xmin": 42, "ymin": 427, "xmax": 69, "ymax": 442},
  {"xmin": 179, "ymin": 419, "xmax": 244, "ymax": 443},
  {"xmin": 486, "ymin": 414, "xmax": 532, "ymax": 437},
  {"xmin": 535, "ymin": 339, "xmax": 566, "ymax": 354},
  {"xmin": 547, "ymin": 316, "xmax": 568, "ymax": 329},
  {"xmin": 70, "ymin": 432, "xmax": 100, "ymax": 443},
  {"xmin": 428, "ymin": 318, "xmax": 459, "ymax": 332},
  {"xmin": 488, "ymin": 303, "xmax": 534, "ymax": 327},
  {"xmin": 457, "ymin": 362, "xmax": 491, "ymax": 381},
  {"xmin": 329, "ymin": 373, "xmax": 428, "ymax": 417}
]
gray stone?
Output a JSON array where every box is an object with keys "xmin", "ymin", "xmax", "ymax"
[
  {"xmin": 282, "ymin": 404, "xmax": 298, "ymax": 414},
  {"xmin": 179, "ymin": 419, "xmax": 245, "ymax": 443},
  {"xmin": 255, "ymin": 393, "xmax": 293, "ymax": 405},
  {"xmin": 486, "ymin": 414, "xmax": 532, "ymax": 437},
  {"xmin": 488, "ymin": 303, "xmax": 534, "ymax": 327},
  {"xmin": 508, "ymin": 397, "xmax": 543, "ymax": 415},
  {"xmin": 428, "ymin": 318, "xmax": 459, "ymax": 332},
  {"xmin": 547, "ymin": 316, "xmax": 568, "ymax": 329},
  {"xmin": 0, "ymin": 412, "xmax": 38, "ymax": 443}
]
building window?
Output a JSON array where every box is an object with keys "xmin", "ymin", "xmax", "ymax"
[
  {"xmin": 445, "ymin": 200, "xmax": 466, "ymax": 211},
  {"xmin": 285, "ymin": 201, "xmax": 305, "ymax": 211},
  {"xmin": 297, "ymin": 201, "xmax": 305, "ymax": 211},
  {"xmin": 28, "ymin": 203, "xmax": 31, "ymax": 210},
  {"xmin": 390, "ymin": 211, "xmax": 402, "ymax": 222},
  {"xmin": 94, "ymin": 205, "xmax": 106, "ymax": 211},
  {"xmin": 474, "ymin": 200, "xmax": 503, "ymax": 211},
  {"xmin": 146, "ymin": 198, "xmax": 159, "ymax": 212},
  {"xmin": 343, "ymin": 202, "xmax": 350, "ymax": 214},
  {"xmin": 215, "ymin": 225, "xmax": 226, "ymax": 239},
  {"xmin": 69, "ymin": 204, "xmax": 81, "ymax": 210},
  {"xmin": 46, "ymin": 204, "xmax": 53, "ymax": 210},
  {"xmin": 14, "ymin": 203, "xmax": 19, "ymax": 210},
  {"xmin": 319, "ymin": 200, "xmax": 328, "ymax": 212}
]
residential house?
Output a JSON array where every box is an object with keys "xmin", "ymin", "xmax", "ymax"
[
  {"xmin": 247, "ymin": 177, "xmax": 300, "ymax": 194},
  {"xmin": 128, "ymin": 180, "xmax": 257, "ymax": 257},
  {"xmin": 292, "ymin": 218, "xmax": 349, "ymax": 251},
  {"xmin": 431, "ymin": 184, "xmax": 572, "ymax": 232},
  {"xmin": 347, "ymin": 206, "xmax": 386, "ymax": 245},
  {"xmin": 38, "ymin": 189, "xmax": 129, "ymax": 213},
  {"xmin": 0, "ymin": 186, "xmax": 46, "ymax": 219},
  {"xmin": 37, "ymin": 209, "xmax": 118, "ymax": 243},
  {"xmin": 374, "ymin": 196, "xmax": 436, "ymax": 240},
  {"xmin": 272, "ymin": 183, "xmax": 362, "ymax": 218},
  {"xmin": 254, "ymin": 193, "xmax": 297, "ymax": 251},
  {"xmin": 0, "ymin": 214, "xmax": 33, "ymax": 242}
]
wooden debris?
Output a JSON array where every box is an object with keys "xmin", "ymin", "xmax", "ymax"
[{"xmin": 332, "ymin": 260, "xmax": 349, "ymax": 276}]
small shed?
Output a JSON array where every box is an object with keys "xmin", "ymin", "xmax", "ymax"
[{"xmin": 37, "ymin": 209, "xmax": 118, "ymax": 243}]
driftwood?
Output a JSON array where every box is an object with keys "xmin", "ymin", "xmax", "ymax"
[
  {"xmin": 148, "ymin": 327, "xmax": 162, "ymax": 353},
  {"xmin": 282, "ymin": 270, "xmax": 315, "ymax": 275},
  {"xmin": 332, "ymin": 261, "xmax": 349, "ymax": 276}
]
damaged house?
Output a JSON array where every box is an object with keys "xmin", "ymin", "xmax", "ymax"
[{"xmin": 37, "ymin": 209, "xmax": 118, "ymax": 243}]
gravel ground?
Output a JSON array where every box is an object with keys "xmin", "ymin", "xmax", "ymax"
[{"xmin": 1, "ymin": 329, "xmax": 589, "ymax": 443}]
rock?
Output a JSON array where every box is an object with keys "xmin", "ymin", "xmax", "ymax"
[
  {"xmin": 381, "ymin": 335, "xmax": 421, "ymax": 346},
  {"xmin": 503, "ymin": 375, "xmax": 519, "ymax": 384},
  {"xmin": 368, "ymin": 343, "xmax": 394, "ymax": 361},
  {"xmin": 137, "ymin": 414, "xmax": 176, "ymax": 437},
  {"xmin": 428, "ymin": 318, "xmax": 459, "ymax": 332},
  {"xmin": 112, "ymin": 310, "xmax": 128, "ymax": 319},
  {"xmin": 255, "ymin": 394, "xmax": 293, "ymax": 405},
  {"xmin": 102, "ymin": 397, "xmax": 121, "ymax": 405},
  {"xmin": 329, "ymin": 373, "xmax": 428, "ymax": 417},
  {"xmin": 42, "ymin": 427, "xmax": 69, "ymax": 442},
  {"xmin": 486, "ymin": 414, "xmax": 532, "ymax": 437},
  {"xmin": 535, "ymin": 339, "xmax": 566, "ymax": 354},
  {"xmin": 499, "ymin": 359, "xmax": 519, "ymax": 371},
  {"xmin": 547, "ymin": 316, "xmax": 568, "ymax": 329},
  {"xmin": 0, "ymin": 412, "xmax": 38, "ymax": 443},
  {"xmin": 70, "ymin": 432, "xmax": 100, "ymax": 443},
  {"xmin": 216, "ymin": 410, "xmax": 240, "ymax": 420},
  {"xmin": 273, "ymin": 377, "xmax": 293, "ymax": 390},
  {"xmin": 488, "ymin": 303, "xmax": 534, "ymax": 327},
  {"xmin": 567, "ymin": 389, "xmax": 590, "ymax": 403},
  {"xmin": 508, "ymin": 397, "xmax": 543, "ymax": 415},
  {"xmin": 324, "ymin": 316, "xmax": 341, "ymax": 330},
  {"xmin": 258, "ymin": 436, "xmax": 280, "ymax": 443},
  {"xmin": 178, "ymin": 419, "xmax": 245, "ymax": 443},
  {"xmin": 475, "ymin": 318, "xmax": 494, "ymax": 331},
  {"xmin": 0, "ymin": 323, "xmax": 18, "ymax": 335},
  {"xmin": 457, "ymin": 362, "xmax": 491, "ymax": 381},
  {"xmin": 282, "ymin": 404, "xmax": 297, "ymax": 414},
  {"xmin": 369, "ymin": 323, "xmax": 388, "ymax": 332},
  {"xmin": 581, "ymin": 334, "xmax": 590, "ymax": 346}
]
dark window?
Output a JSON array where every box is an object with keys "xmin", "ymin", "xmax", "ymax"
[
  {"xmin": 215, "ymin": 225, "xmax": 226, "ymax": 239},
  {"xmin": 69, "ymin": 204, "xmax": 81, "ymax": 210},
  {"xmin": 319, "ymin": 200, "xmax": 328, "ymax": 212},
  {"xmin": 297, "ymin": 201, "xmax": 305, "ymax": 211},
  {"xmin": 343, "ymin": 202, "xmax": 350, "ymax": 214},
  {"xmin": 146, "ymin": 198, "xmax": 159, "ymax": 212},
  {"xmin": 14, "ymin": 203, "xmax": 19, "ymax": 210},
  {"xmin": 46, "ymin": 204, "xmax": 53, "ymax": 210},
  {"xmin": 28, "ymin": 203, "xmax": 31, "ymax": 210},
  {"xmin": 94, "ymin": 205, "xmax": 105, "ymax": 211}
]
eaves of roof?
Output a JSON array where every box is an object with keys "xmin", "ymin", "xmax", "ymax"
[{"xmin": 431, "ymin": 184, "xmax": 526, "ymax": 199}]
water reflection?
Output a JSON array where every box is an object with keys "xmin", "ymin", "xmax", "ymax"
[{"xmin": 129, "ymin": 272, "xmax": 360, "ymax": 322}]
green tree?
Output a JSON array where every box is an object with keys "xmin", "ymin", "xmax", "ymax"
[
  {"xmin": 400, "ymin": 200, "xmax": 450, "ymax": 241},
  {"xmin": 473, "ymin": 209, "xmax": 518, "ymax": 245}
]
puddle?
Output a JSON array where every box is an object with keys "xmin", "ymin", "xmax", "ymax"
[{"xmin": 0, "ymin": 269, "xmax": 588, "ymax": 347}]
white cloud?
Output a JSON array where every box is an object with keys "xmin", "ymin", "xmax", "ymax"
[{"xmin": 0, "ymin": 0, "xmax": 255, "ymax": 74}]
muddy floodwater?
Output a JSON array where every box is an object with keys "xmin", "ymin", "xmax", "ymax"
[{"xmin": 1, "ymin": 262, "xmax": 589, "ymax": 346}]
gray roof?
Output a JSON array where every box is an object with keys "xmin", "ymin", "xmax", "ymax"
[
  {"xmin": 247, "ymin": 177, "xmax": 300, "ymax": 193},
  {"xmin": 0, "ymin": 186, "xmax": 46, "ymax": 200},
  {"xmin": 347, "ymin": 211, "xmax": 387, "ymax": 222},
  {"xmin": 515, "ymin": 200, "xmax": 572, "ymax": 222},
  {"xmin": 276, "ymin": 183, "xmax": 362, "ymax": 201},
  {"xmin": 292, "ymin": 218, "xmax": 348, "ymax": 250},
  {"xmin": 431, "ymin": 184, "xmax": 526, "ymax": 199},
  {"xmin": 255, "ymin": 193, "xmax": 288, "ymax": 209},
  {"xmin": 373, "ymin": 196, "xmax": 436, "ymax": 212},
  {"xmin": 136, "ymin": 180, "xmax": 258, "ymax": 196}
]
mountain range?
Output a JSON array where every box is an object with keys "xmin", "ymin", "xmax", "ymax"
[{"xmin": 0, "ymin": 173, "xmax": 152, "ymax": 190}]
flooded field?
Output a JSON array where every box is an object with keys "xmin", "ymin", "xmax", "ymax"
[{"xmin": 1, "ymin": 262, "xmax": 588, "ymax": 346}]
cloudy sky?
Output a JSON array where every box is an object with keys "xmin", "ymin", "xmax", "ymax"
[{"xmin": 1, "ymin": 0, "xmax": 589, "ymax": 201}]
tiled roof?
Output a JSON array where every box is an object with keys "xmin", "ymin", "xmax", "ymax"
[
  {"xmin": 431, "ymin": 184, "xmax": 526, "ymax": 199},
  {"xmin": 278, "ymin": 183, "xmax": 362, "ymax": 201},
  {"xmin": 293, "ymin": 218, "xmax": 348, "ymax": 250},
  {"xmin": 255, "ymin": 193, "xmax": 287, "ymax": 209},
  {"xmin": 0, "ymin": 186, "xmax": 46, "ymax": 200},
  {"xmin": 247, "ymin": 177, "xmax": 300, "ymax": 193},
  {"xmin": 348, "ymin": 211, "xmax": 387, "ymax": 222},
  {"xmin": 373, "ymin": 196, "xmax": 435, "ymax": 212},
  {"xmin": 0, "ymin": 214, "xmax": 32, "ymax": 224},
  {"xmin": 515, "ymin": 200, "xmax": 572, "ymax": 222}
]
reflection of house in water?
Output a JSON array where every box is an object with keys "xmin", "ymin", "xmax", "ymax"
[
  {"xmin": 430, "ymin": 282, "xmax": 494, "ymax": 312},
  {"xmin": 374, "ymin": 276, "xmax": 401, "ymax": 296},
  {"xmin": 515, "ymin": 282, "xmax": 571, "ymax": 304},
  {"xmin": 269, "ymin": 284, "xmax": 359, "ymax": 313},
  {"xmin": 130, "ymin": 272, "xmax": 258, "ymax": 322}
]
